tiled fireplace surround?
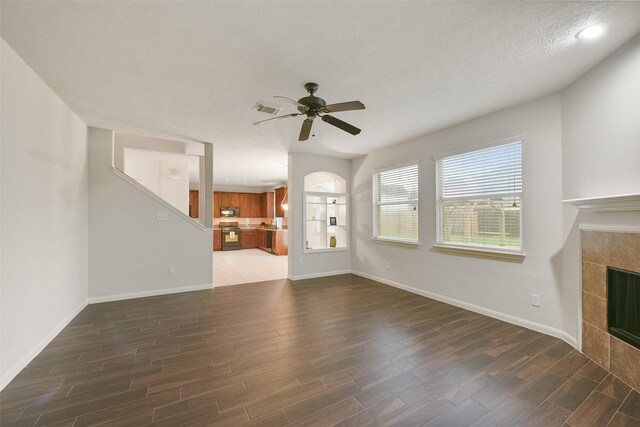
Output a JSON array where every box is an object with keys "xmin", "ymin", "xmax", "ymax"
[{"xmin": 582, "ymin": 230, "xmax": 640, "ymax": 391}]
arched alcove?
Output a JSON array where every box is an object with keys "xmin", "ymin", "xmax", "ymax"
[
  {"xmin": 304, "ymin": 171, "xmax": 346, "ymax": 193},
  {"xmin": 303, "ymin": 171, "xmax": 348, "ymax": 252}
]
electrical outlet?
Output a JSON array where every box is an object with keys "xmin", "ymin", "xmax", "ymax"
[
  {"xmin": 385, "ymin": 262, "xmax": 390, "ymax": 270},
  {"xmin": 530, "ymin": 294, "xmax": 541, "ymax": 307},
  {"xmin": 157, "ymin": 212, "xmax": 169, "ymax": 221},
  {"xmin": 168, "ymin": 267, "xmax": 175, "ymax": 276}
]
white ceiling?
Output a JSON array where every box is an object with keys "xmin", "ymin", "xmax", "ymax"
[{"xmin": 2, "ymin": 1, "xmax": 640, "ymax": 187}]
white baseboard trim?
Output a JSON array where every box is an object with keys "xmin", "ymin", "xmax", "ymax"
[
  {"xmin": 88, "ymin": 283, "xmax": 213, "ymax": 304},
  {"xmin": 0, "ymin": 298, "xmax": 88, "ymax": 391},
  {"xmin": 288, "ymin": 270, "xmax": 352, "ymax": 281},
  {"xmin": 351, "ymin": 270, "xmax": 577, "ymax": 348}
]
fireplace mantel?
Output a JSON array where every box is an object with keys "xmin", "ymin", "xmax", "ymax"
[{"xmin": 563, "ymin": 193, "xmax": 640, "ymax": 212}]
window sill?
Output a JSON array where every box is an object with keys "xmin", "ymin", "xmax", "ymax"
[
  {"xmin": 431, "ymin": 244, "xmax": 525, "ymax": 262},
  {"xmin": 371, "ymin": 237, "xmax": 421, "ymax": 247}
]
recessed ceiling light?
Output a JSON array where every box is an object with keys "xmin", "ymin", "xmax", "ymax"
[
  {"xmin": 577, "ymin": 25, "xmax": 604, "ymax": 40},
  {"xmin": 225, "ymin": 178, "xmax": 229, "ymax": 181}
]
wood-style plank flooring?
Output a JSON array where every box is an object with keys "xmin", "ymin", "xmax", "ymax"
[{"xmin": 1, "ymin": 274, "xmax": 638, "ymax": 426}]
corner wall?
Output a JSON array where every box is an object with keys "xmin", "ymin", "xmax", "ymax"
[
  {"xmin": 288, "ymin": 153, "xmax": 352, "ymax": 279},
  {"xmin": 1, "ymin": 39, "xmax": 89, "ymax": 389},
  {"xmin": 88, "ymin": 127, "xmax": 213, "ymax": 302},
  {"xmin": 560, "ymin": 34, "xmax": 640, "ymax": 344},
  {"xmin": 351, "ymin": 94, "xmax": 569, "ymax": 343}
]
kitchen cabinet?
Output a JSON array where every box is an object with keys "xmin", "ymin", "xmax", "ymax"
[
  {"xmin": 213, "ymin": 192, "xmax": 221, "ymax": 218},
  {"xmin": 256, "ymin": 229, "xmax": 287, "ymax": 256},
  {"xmin": 214, "ymin": 191, "xmax": 262, "ymax": 218},
  {"xmin": 253, "ymin": 193, "xmax": 262, "ymax": 217},
  {"xmin": 241, "ymin": 229, "xmax": 257, "ymax": 249},
  {"xmin": 239, "ymin": 193, "xmax": 250, "ymax": 218},
  {"xmin": 273, "ymin": 230, "xmax": 288, "ymax": 256},
  {"xmin": 257, "ymin": 229, "xmax": 267, "ymax": 250},
  {"xmin": 219, "ymin": 192, "xmax": 230, "ymax": 209},
  {"xmin": 188, "ymin": 190, "xmax": 199, "ymax": 218},
  {"xmin": 262, "ymin": 191, "xmax": 275, "ymax": 218},
  {"xmin": 213, "ymin": 229, "xmax": 221, "ymax": 251},
  {"xmin": 229, "ymin": 193, "xmax": 240, "ymax": 209},
  {"xmin": 275, "ymin": 187, "xmax": 288, "ymax": 218},
  {"xmin": 247, "ymin": 193, "xmax": 262, "ymax": 218}
]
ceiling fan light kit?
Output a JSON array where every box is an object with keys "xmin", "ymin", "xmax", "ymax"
[{"xmin": 253, "ymin": 82, "xmax": 365, "ymax": 141}]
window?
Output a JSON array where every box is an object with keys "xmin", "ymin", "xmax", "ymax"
[
  {"xmin": 372, "ymin": 163, "xmax": 419, "ymax": 244},
  {"xmin": 436, "ymin": 141, "xmax": 522, "ymax": 253}
]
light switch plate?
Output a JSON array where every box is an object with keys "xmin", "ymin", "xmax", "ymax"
[{"xmin": 530, "ymin": 294, "xmax": 541, "ymax": 307}]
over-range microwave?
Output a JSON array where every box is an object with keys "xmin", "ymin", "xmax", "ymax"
[{"xmin": 220, "ymin": 207, "xmax": 240, "ymax": 217}]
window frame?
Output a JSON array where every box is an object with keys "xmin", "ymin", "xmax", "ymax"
[
  {"xmin": 433, "ymin": 138, "xmax": 525, "ymax": 258},
  {"xmin": 372, "ymin": 161, "xmax": 420, "ymax": 246}
]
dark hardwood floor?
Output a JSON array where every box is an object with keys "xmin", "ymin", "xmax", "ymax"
[{"xmin": 1, "ymin": 274, "xmax": 638, "ymax": 426}]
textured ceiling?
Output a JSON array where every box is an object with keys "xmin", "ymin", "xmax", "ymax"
[{"xmin": 2, "ymin": 1, "xmax": 640, "ymax": 186}]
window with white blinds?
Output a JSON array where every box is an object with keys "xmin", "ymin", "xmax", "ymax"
[
  {"xmin": 436, "ymin": 141, "xmax": 522, "ymax": 252},
  {"xmin": 372, "ymin": 163, "xmax": 419, "ymax": 244}
]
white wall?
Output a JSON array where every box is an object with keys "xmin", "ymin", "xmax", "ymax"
[
  {"xmin": 124, "ymin": 155, "xmax": 190, "ymax": 214},
  {"xmin": 351, "ymin": 94, "xmax": 570, "ymax": 342},
  {"xmin": 88, "ymin": 127, "xmax": 212, "ymax": 302},
  {"xmin": 560, "ymin": 34, "xmax": 640, "ymax": 342},
  {"xmin": 562, "ymin": 34, "xmax": 640, "ymax": 201},
  {"xmin": 1, "ymin": 39, "xmax": 89, "ymax": 389},
  {"xmin": 288, "ymin": 153, "xmax": 352, "ymax": 279}
]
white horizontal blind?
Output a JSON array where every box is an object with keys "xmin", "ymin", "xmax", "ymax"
[
  {"xmin": 436, "ymin": 142, "xmax": 522, "ymax": 252},
  {"xmin": 373, "ymin": 163, "xmax": 419, "ymax": 243}
]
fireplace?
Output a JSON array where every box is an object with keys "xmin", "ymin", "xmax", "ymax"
[
  {"xmin": 581, "ymin": 230, "xmax": 640, "ymax": 391},
  {"xmin": 608, "ymin": 267, "xmax": 640, "ymax": 349}
]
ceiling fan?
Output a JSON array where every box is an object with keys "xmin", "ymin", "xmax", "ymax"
[{"xmin": 253, "ymin": 82, "xmax": 365, "ymax": 141}]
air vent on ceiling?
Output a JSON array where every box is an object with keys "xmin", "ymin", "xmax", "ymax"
[{"xmin": 255, "ymin": 102, "xmax": 283, "ymax": 115}]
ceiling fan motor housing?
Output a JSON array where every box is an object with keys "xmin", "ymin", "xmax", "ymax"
[
  {"xmin": 298, "ymin": 82, "xmax": 326, "ymax": 117},
  {"xmin": 297, "ymin": 96, "xmax": 326, "ymax": 115}
]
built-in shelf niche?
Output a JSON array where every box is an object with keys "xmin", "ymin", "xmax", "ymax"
[{"xmin": 303, "ymin": 192, "xmax": 348, "ymax": 253}]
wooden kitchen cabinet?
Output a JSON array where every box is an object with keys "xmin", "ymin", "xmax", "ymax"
[
  {"xmin": 275, "ymin": 187, "xmax": 287, "ymax": 218},
  {"xmin": 189, "ymin": 190, "xmax": 199, "ymax": 218},
  {"xmin": 213, "ymin": 229, "xmax": 221, "ymax": 251},
  {"xmin": 273, "ymin": 230, "xmax": 288, "ymax": 256},
  {"xmin": 213, "ymin": 192, "xmax": 221, "ymax": 218},
  {"xmin": 241, "ymin": 229, "xmax": 257, "ymax": 249},
  {"xmin": 246, "ymin": 193, "xmax": 261, "ymax": 218},
  {"xmin": 257, "ymin": 229, "xmax": 267, "ymax": 250},
  {"xmin": 214, "ymin": 191, "xmax": 263, "ymax": 218},
  {"xmin": 256, "ymin": 229, "xmax": 287, "ymax": 255},
  {"xmin": 262, "ymin": 191, "xmax": 275, "ymax": 218},
  {"xmin": 239, "ymin": 193, "xmax": 250, "ymax": 218},
  {"xmin": 219, "ymin": 192, "xmax": 230, "ymax": 209}
]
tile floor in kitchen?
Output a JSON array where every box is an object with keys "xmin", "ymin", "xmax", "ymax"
[{"xmin": 213, "ymin": 248, "xmax": 288, "ymax": 286}]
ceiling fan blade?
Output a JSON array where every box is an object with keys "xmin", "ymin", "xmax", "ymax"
[
  {"xmin": 323, "ymin": 101, "xmax": 365, "ymax": 113},
  {"xmin": 273, "ymin": 96, "xmax": 308, "ymax": 110},
  {"xmin": 252, "ymin": 113, "xmax": 301, "ymax": 125},
  {"xmin": 321, "ymin": 115, "xmax": 361, "ymax": 136},
  {"xmin": 299, "ymin": 118, "xmax": 313, "ymax": 141}
]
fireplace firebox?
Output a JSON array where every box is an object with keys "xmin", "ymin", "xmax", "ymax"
[{"xmin": 607, "ymin": 267, "xmax": 640, "ymax": 350}]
